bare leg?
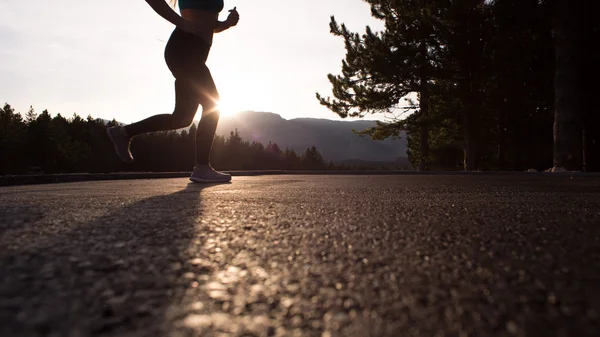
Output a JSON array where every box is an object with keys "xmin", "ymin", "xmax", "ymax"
[
  {"xmin": 193, "ymin": 67, "xmax": 220, "ymax": 166},
  {"xmin": 188, "ymin": 66, "xmax": 230, "ymax": 183},
  {"xmin": 190, "ymin": 104, "xmax": 230, "ymax": 182},
  {"xmin": 195, "ymin": 102, "xmax": 220, "ymax": 166}
]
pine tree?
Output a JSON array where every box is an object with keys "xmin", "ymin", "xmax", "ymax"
[
  {"xmin": 317, "ymin": 0, "xmax": 479, "ymax": 170},
  {"xmin": 552, "ymin": 0, "xmax": 583, "ymax": 171},
  {"xmin": 301, "ymin": 146, "xmax": 325, "ymax": 170},
  {"xmin": 320, "ymin": 0, "xmax": 566, "ymax": 171},
  {"xmin": 0, "ymin": 103, "xmax": 28, "ymax": 173},
  {"xmin": 25, "ymin": 105, "xmax": 37, "ymax": 125}
]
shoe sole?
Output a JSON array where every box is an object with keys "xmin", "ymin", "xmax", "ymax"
[
  {"xmin": 189, "ymin": 176, "xmax": 232, "ymax": 183},
  {"xmin": 106, "ymin": 127, "xmax": 133, "ymax": 163}
]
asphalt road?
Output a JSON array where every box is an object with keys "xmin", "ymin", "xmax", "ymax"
[{"xmin": 1, "ymin": 174, "xmax": 599, "ymax": 337}]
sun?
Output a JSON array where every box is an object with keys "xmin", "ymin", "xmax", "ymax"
[
  {"xmin": 211, "ymin": 81, "xmax": 266, "ymax": 117},
  {"xmin": 215, "ymin": 100, "xmax": 238, "ymax": 117}
]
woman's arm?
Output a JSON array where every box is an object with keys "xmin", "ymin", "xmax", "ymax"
[
  {"xmin": 214, "ymin": 7, "xmax": 239, "ymax": 33},
  {"xmin": 214, "ymin": 21, "xmax": 232, "ymax": 33},
  {"xmin": 145, "ymin": 0, "xmax": 205, "ymax": 35}
]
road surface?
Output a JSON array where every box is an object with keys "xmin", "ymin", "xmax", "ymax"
[{"xmin": 1, "ymin": 174, "xmax": 599, "ymax": 336}]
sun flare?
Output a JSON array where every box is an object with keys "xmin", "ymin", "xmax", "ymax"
[
  {"xmin": 215, "ymin": 100, "xmax": 239, "ymax": 117},
  {"xmin": 210, "ymin": 79, "xmax": 270, "ymax": 118}
]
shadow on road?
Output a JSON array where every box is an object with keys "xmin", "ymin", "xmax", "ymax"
[{"xmin": 0, "ymin": 182, "xmax": 221, "ymax": 336}]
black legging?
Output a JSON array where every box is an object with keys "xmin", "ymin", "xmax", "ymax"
[{"xmin": 124, "ymin": 28, "xmax": 219, "ymax": 166}]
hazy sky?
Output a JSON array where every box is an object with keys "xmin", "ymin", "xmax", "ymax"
[{"xmin": 0, "ymin": 0, "xmax": 386, "ymax": 123}]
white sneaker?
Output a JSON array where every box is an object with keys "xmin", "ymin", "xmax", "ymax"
[
  {"xmin": 106, "ymin": 126, "xmax": 133, "ymax": 163},
  {"xmin": 190, "ymin": 165, "xmax": 231, "ymax": 183}
]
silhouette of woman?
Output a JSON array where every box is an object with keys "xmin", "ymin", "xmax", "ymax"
[{"xmin": 106, "ymin": 0, "xmax": 239, "ymax": 183}]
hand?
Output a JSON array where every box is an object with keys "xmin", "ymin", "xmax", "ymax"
[
  {"xmin": 178, "ymin": 18, "xmax": 203, "ymax": 35},
  {"xmin": 225, "ymin": 7, "xmax": 240, "ymax": 27}
]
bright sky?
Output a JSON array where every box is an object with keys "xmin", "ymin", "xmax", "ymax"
[{"xmin": 0, "ymin": 0, "xmax": 387, "ymax": 123}]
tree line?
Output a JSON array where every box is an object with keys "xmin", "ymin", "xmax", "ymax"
[
  {"xmin": 318, "ymin": 0, "xmax": 598, "ymax": 171},
  {"xmin": 0, "ymin": 103, "xmax": 331, "ymax": 175}
]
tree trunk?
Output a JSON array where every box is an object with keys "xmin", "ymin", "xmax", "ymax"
[
  {"xmin": 582, "ymin": 0, "xmax": 599, "ymax": 171},
  {"xmin": 553, "ymin": 0, "xmax": 582, "ymax": 170},
  {"xmin": 463, "ymin": 112, "xmax": 476, "ymax": 171},
  {"xmin": 418, "ymin": 47, "xmax": 430, "ymax": 171},
  {"xmin": 418, "ymin": 115, "xmax": 429, "ymax": 171},
  {"xmin": 458, "ymin": 2, "xmax": 484, "ymax": 171},
  {"xmin": 496, "ymin": 108, "xmax": 506, "ymax": 170},
  {"xmin": 582, "ymin": 129, "xmax": 587, "ymax": 172},
  {"xmin": 461, "ymin": 65, "xmax": 481, "ymax": 172}
]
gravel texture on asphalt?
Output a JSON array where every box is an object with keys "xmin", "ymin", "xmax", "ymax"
[{"xmin": 1, "ymin": 175, "xmax": 599, "ymax": 337}]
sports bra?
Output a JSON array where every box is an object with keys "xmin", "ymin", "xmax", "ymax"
[{"xmin": 179, "ymin": 0, "xmax": 224, "ymax": 13}]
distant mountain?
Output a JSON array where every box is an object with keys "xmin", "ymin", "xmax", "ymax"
[{"xmin": 215, "ymin": 111, "xmax": 407, "ymax": 163}]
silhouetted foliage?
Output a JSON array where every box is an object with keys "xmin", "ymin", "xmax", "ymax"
[
  {"xmin": 301, "ymin": 146, "xmax": 326, "ymax": 170},
  {"xmin": 319, "ymin": 0, "xmax": 599, "ymax": 171},
  {"xmin": 1, "ymin": 104, "xmax": 28, "ymax": 174},
  {"xmin": 0, "ymin": 103, "xmax": 332, "ymax": 175}
]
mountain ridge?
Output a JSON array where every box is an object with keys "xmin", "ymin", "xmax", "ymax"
[{"xmin": 214, "ymin": 111, "xmax": 407, "ymax": 163}]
